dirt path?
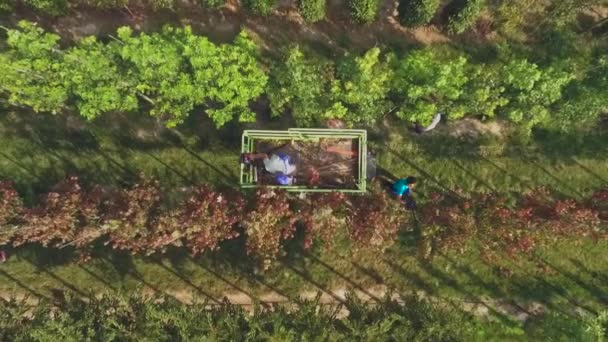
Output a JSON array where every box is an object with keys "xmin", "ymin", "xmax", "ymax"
[
  {"xmin": 0, "ymin": 284, "xmax": 549, "ymax": 322},
  {"xmin": 1, "ymin": 0, "xmax": 452, "ymax": 52}
]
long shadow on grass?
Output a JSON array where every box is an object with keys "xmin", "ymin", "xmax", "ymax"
[
  {"xmin": 187, "ymin": 254, "xmax": 269, "ymax": 308},
  {"xmin": 23, "ymin": 257, "xmax": 91, "ymax": 298},
  {"xmin": 521, "ymin": 156, "xmax": 584, "ymax": 198},
  {"xmin": 78, "ymin": 265, "xmax": 119, "ymax": 292},
  {"xmin": 155, "ymin": 261, "xmax": 221, "ymax": 304},
  {"xmin": 477, "ymin": 155, "xmax": 538, "ymax": 194},
  {"xmin": 386, "ymin": 148, "xmax": 467, "ymax": 200},
  {"xmin": 441, "ymin": 254, "xmax": 533, "ymax": 316},
  {"xmin": 541, "ymin": 259, "xmax": 608, "ymax": 306},
  {"xmin": 279, "ymin": 261, "xmax": 349, "ymax": 305},
  {"xmin": 141, "ymin": 151, "xmax": 195, "ymax": 185},
  {"xmin": 305, "ymin": 253, "xmax": 382, "ymax": 303},
  {"xmin": 449, "ymin": 159, "xmax": 497, "ymax": 192},
  {"xmin": 570, "ymin": 157, "xmax": 608, "ymax": 184},
  {"xmin": 569, "ymin": 258, "xmax": 608, "ymax": 284},
  {"xmin": 181, "ymin": 146, "xmax": 236, "ymax": 185},
  {"xmin": 506, "ymin": 259, "xmax": 597, "ymax": 315},
  {"xmin": 0, "ymin": 268, "xmax": 51, "ymax": 300},
  {"xmin": 416, "ymin": 259, "xmax": 516, "ymax": 322}
]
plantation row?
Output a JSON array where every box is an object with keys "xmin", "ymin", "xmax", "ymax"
[
  {"xmin": 1, "ymin": 21, "xmax": 607, "ymax": 131},
  {"xmin": 1, "ymin": 0, "xmax": 602, "ymax": 33},
  {"xmin": 1, "ymin": 177, "xmax": 606, "ymax": 269},
  {"xmin": 6, "ymin": 291, "xmax": 607, "ymax": 341}
]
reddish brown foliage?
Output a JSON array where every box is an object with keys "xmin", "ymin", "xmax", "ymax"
[
  {"xmin": 0, "ymin": 181, "xmax": 23, "ymax": 245},
  {"xmin": 348, "ymin": 191, "xmax": 409, "ymax": 251},
  {"xmin": 242, "ymin": 189, "xmax": 297, "ymax": 269},
  {"xmin": 156, "ymin": 187, "xmax": 244, "ymax": 255}
]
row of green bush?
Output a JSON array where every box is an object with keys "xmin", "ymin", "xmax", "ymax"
[
  {"xmin": 4, "ymin": 290, "xmax": 606, "ymax": 340},
  {"xmin": 4, "ymin": 0, "xmax": 602, "ymax": 34},
  {"xmin": 0, "ymin": 21, "xmax": 606, "ymax": 131}
]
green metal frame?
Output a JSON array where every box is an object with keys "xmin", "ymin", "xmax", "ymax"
[{"xmin": 240, "ymin": 128, "xmax": 367, "ymax": 193}]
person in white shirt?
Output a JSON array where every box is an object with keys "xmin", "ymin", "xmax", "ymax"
[{"xmin": 242, "ymin": 152, "xmax": 296, "ymax": 185}]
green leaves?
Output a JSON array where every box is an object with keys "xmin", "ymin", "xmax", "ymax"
[
  {"xmin": 349, "ymin": 0, "xmax": 380, "ymax": 23},
  {"xmin": 393, "ymin": 48, "xmax": 469, "ymax": 125},
  {"xmin": 0, "ymin": 21, "xmax": 68, "ymax": 114},
  {"xmin": 0, "ymin": 22, "xmax": 266, "ymax": 128},
  {"xmin": 333, "ymin": 48, "xmax": 394, "ymax": 125},
  {"xmin": 398, "ymin": 0, "xmax": 441, "ymax": 27},
  {"xmin": 446, "ymin": 0, "xmax": 486, "ymax": 34},
  {"xmin": 267, "ymin": 46, "xmax": 335, "ymax": 125},
  {"xmin": 63, "ymin": 36, "xmax": 138, "ymax": 119},
  {"xmin": 500, "ymin": 59, "xmax": 574, "ymax": 127},
  {"xmin": 298, "ymin": 0, "xmax": 327, "ymax": 22}
]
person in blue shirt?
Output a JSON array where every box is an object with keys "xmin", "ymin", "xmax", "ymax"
[{"xmin": 391, "ymin": 176, "xmax": 417, "ymax": 208}]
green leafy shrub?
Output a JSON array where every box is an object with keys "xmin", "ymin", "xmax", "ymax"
[
  {"xmin": 23, "ymin": 0, "xmax": 68, "ymax": 15},
  {"xmin": 398, "ymin": 0, "xmax": 440, "ymax": 27},
  {"xmin": 499, "ymin": 59, "xmax": 574, "ymax": 128},
  {"xmin": 0, "ymin": 21, "xmax": 68, "ymax": 113},
  {"xmin": 349, "ymin": 0, "xmax": 379, "ymax": 23},
  {"xmin": 298, "ymin": 0, "xmax": 326, "ymax": 23},
  {"xmin": 79, "ymin": 0, "xmax": 128, "ymax": 9},
  {"xmin": 392, "ymin": 48, "xmax": 469, "ymax": 125},
  {"xmin": 200, "ymin": 0, "xmax": 224, "ymax": 8},
  {"xmin": 146, "ymin": 0, "xmax": 175, "ymax": 9},
  {"xmin": 244, "ymin": 0, "xmax": 277, "ymax": 15},
  {"xmin": 0, "ymin": 0, "xmax": 14, "ymax": 11},
  {"xmin": 0, "ymin": 22, "xmax": 266, "ymax": 128},
  {"xmin": 267, "ymin": 46, "xmax": 335, "ymax": 125},
  {"xmin": 332, "ymin": 47, "xmax": 394, "ymax": 125},
  {"xmin": 446, "ymin": 0, "xmax": 485, "ymax": 34}
]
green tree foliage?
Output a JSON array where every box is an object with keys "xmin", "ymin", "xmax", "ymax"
[
  {"xmin": 199, "ymin": 0, "xmax": 224, "ymax": 8},
  {"xmin": 458, "ymin": 64, "xmax": 508, "ymax": 119},
  {"xmin": 0, "ymin": 21, "xmax": 68, "ymax": 114},
  {"xmin": 543, "ymin": 0, "xmax": 604, "ymax": 29},
  {"xmin": 23, "ymin": 0, "xmax": 68, "ymax": 15},
  {"xmin": 0, "ymin": 0, "xmax": 14, "ymax": 11},
  {"xmin": 267, "ymin": 46, "xmax": 334, "ymax": 125},
  {"xmin": 446, "ymin": 0, "xmax": 485, "ymax": 34},
  {"xmin": 81, "ymin": 0, "xmax": 128, "ymax": 9},
  {"xmin": 147, "ymin": 0, "xmax": 174, "ymax": 9},
  {"xmin": 63, "ymin": 36, "xmax": 138, "ymax": 120},
  {"xmin": 243, "ymin": 0, "xmax": 277, "ymax": 15},
  {"xmin": 182, "ymin": 30, "xmax": 267, "ymax": 126},
  {"xmin": 113, "ymin": 26, "xmax": 200, "ymax": 127},
  {"xmin": 553, "ymin": 55, "xmax": 608, "ymax": 129},
  {"xmin": 0, "ymin": 22, "xmax": 266, "ymax": 128},
  {"xmin": 332, "ymin": 48, "xmax": 394, "ymax": 125},
  {"xmin": 298, "ymin": 0, "xmax": 326, "ymax": 23},
  {"xmin": 392, "ymin": 48, "xmax": 469, "ymax": 125},
  {"xmin": 349, "ymin": 0, "xmax": 380, "ymax": 23},
  {"xmin": 499, "ymin": 59, "xmax": 574, "ymax": 128},
  {"xmin": 398, "ymin": 0, "xmax": 441, "ymax": 27}
]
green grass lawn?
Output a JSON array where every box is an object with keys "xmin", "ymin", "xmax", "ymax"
[{"xmin": 1, "ymin": 110, "xmax": 607, "ymax": 328}]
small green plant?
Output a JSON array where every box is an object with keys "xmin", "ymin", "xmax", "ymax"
[
  {"xmin": 398, "ymin": 0, "xmax": 440, "ymax": 27},
  {"xmin": 82, "ymin": 0, "xmax": 128, "ymax": 9},
  {"xmin": 147, "ymin": 0, "xmax": 175, "ymax": 9},
  {"xmin": 23, "ymin": 0, "xmax": 68, "ymax": 15},
  {"xmin": 200, "ymin": 0, "xmax": 224, "ymax": 7},
  {"xmin": 446, "ymin": 0, "xmax": 485, "ymax": 34},
  {"xmin": 0, "ymin": 0, "xmax": 14, "ymax": 11},
  {"xmin": 244, "ymin": 0, "xmax": 277, "ymax": 15},
  {"xmin": 349, "ymin": 0, "xmax": 379, "ymax": 23},
  {"xmin": 298, "ymin": 0, "xmax": 326, "ymax": 23}
]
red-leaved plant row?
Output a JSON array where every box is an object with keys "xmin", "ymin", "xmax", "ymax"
[{"xmin": 0, "ymin": 178, "xmax": 606, "ymax": 267}]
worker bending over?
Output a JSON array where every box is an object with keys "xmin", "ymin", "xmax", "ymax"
[
  {"xmin": 391, "ymin": 176, "xmax": 417, "ymax": 209},
  {"xmin": 242, "ymin": 153, "xmax": 296, "ymax": 185}
]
